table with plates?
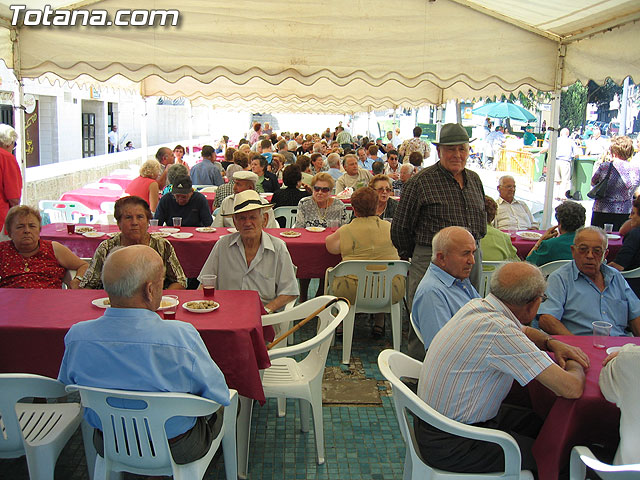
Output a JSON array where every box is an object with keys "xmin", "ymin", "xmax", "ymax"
[
  {"xmin": 40, "ymin": 224, "xmax": 342, "ymax": 279},
  {"xmin": 529, "ymin": 335, "xmax": 640, "ymax": 479},
  {"xmin": 0, "ymin": 288, "xmax": 272, "ymax": 403},
  {"xmin": 509, "ymin": 230, "xmax": 623, "ymax": 261},
  {"xmin": 59, "ymin": 187, "xmax": 124, "ymax": 213}
]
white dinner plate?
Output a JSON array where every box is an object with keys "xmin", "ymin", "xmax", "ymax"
[
  {"xmin": 516, "ymin": 231, "xmax": 542, "ymax": 241},
  {"xmin": 280, "ymin": 231, "xmax": 302, "ymax": 238},
  {"xmin": 182, "ymin": 300, "xmax": 220, "ymax": 313},
  {"xmin": 607, "ymin": 234, "xmax": 620, "ymax": 240},
  {"xmin": 196, "ymin": 227, "xmax": 217, "ymax": 233},
  {"xmin": 606, "ymin": 346, "xmax": 622, "ymax": 355},
  {"xmin": 91, "ymin": 297, "xmax": 111, "ymax": 308},
  {"xmin": 171, "ymin": 232, "xmax": 193, "ymax": 239},
  {"xmin": 82, "ymin": 231, "xmax": 105, "ymax": 238},
  {"xmin": 92, "ymin": 296, "xmax": 179, "ymax": 310},
  {"xmin": 159, "ymin": 227, "xmax": 180, "ymax": 233},
  {"xmin": 227, "ymin": 227, "xmax": 238, "ymax": 233},
  {"xmin": 305, "ymin": 226, "xmax": 325, "ymax": 233},
  {"xmin": 74, "ymin": 225, "xmax": 95, "ymax": 234},
  {"xmin": 151, "ymin": 232, "xmax": 171, "ymax": 238}
]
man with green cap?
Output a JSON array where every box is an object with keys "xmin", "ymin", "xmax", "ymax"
[{"xmin": 392, "ymin": 123, "xmax": 487, "ymax": 359}]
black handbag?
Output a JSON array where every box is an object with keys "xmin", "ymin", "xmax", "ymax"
[{"xmin": 587, "ymin": 162, "xmax": 614, "ymax": 200}]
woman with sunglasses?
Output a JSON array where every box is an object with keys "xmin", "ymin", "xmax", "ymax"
[
  {"xmin": 369, "ymin": 174, "xmax": 398, "ymax": 219},
  {"xmin": 295, "ymin": 172, "xmax": 349, "ymax": 229}
]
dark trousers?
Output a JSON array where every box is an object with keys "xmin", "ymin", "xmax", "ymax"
[
  {"xmin": 414, "ymin": 403, "xmax": 541, "ymax": 473},
  {"xmin": 93, "ymin": 410, "xmax": 223, "ymax": 465},
  {"xmin": 591, "ymin": 211, "xmax": 629, "ymax": 232}
]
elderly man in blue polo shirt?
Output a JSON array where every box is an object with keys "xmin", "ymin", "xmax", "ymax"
[
  {"xmin": 412, "ymin": 226, "xmax": 480, "ymax": 354},
  {"xmin": 538, "ymin": 226, "xmax": 640, "ymax": 336}
]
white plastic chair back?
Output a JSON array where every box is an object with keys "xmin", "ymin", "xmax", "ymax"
[
  {"xmin": 539, "ymin": 259, "xmax": 571, "ymax": 277},
  {"xmin": 621, "ymin": 266, "xmax": 640, "ymax": 279},
  {"xmin": 65, "ymin": 385, "xmax": 238, "ymax": 480},
  {"xmin": 325, "ymin": 259, "xmax": 410, "ymax": 363},
  {"xmin": 84, "ymin": 182, "xmax": 123, "ymax": 191},
  {"xmin": 479, "ymin": 261, "xmax": 505, "ymax": 297},
  {"xmin": 570, "ymin": 446, "xmax": 640, "ymax": 480},
  {"xmin": 409, "ymin": 312, "xmax": 424, "ymax": 344},
  {"xmin": 199, "ymin": 186, "xmax": 218, "ymax": 193},
  {"xmin": 39, "ymin": 200, "xmax": 98, "ymax": 223},
  {"xmin": 377, "ymin": 350, "xmax": 533, "ymax": 480},
  {"xmin": 273, "ymin": 206, "xmax": 298, "ymax": 228},
  {"xmin": 260, "ymin": 296, "xmax": 348, "ymax": 465},
  {"xmin": 0, "ymin": 374, "xmax": 82, "ymax": 480}
]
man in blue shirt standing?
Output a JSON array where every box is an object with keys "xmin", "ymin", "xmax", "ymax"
[
  {"xmin": 539, "ymin": 226, "xmax": 640, "ymax": 336},
  {"xmin": 412, "ymin": 226, "xmax": 480, "ymax": 355},
  {"xmin": 58, "ymin": 245, "xmax": 230, "ymax": 464},
  {"xmin": 190, "ymin": 144, "xmax": 224, "ymax": 187}
]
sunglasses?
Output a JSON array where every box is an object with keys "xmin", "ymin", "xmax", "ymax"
[{"xmin": 313, "ymin": 186, "xmax": 331, "ymax": 193}]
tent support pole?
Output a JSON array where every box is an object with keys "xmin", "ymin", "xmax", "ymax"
[
  {"xmin": 10, "ymin": 28, "xmax": 26, "ymax": 209},
  {"xmin": 140, "ymin": 96, "xmax": 148, "ymax": 162}
]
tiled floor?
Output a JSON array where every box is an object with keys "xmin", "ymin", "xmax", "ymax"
[{"xmin": 0, "ymin": 311, "xmax": 409, "ymax": 480}]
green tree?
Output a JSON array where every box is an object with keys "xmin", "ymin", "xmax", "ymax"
[{"xmin": 560, "ymin": 81, "xmax": 587, "ymax": 131}]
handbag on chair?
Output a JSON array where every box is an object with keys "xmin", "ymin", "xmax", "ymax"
[{"xmin": 587, "ymin": 161, "xmax": 614, "ymax": 200}]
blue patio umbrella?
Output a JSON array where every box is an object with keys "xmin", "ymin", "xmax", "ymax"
[{"xmin": 472, "ymin": 101, "xmax": 537, "ymax": 123}]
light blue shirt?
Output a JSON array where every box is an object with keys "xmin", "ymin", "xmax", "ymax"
[
  {"xmin": 358, "ymin": 158, "xmax": 374, "ymax": 170},
  {"xmin": 190, "ymin": 158, "xmax": 224, "ymax": 186},
  {"xmin": 328, "ymin": 167, "xmax": 343, "ymax": 181},
  {"xmin": 412, "ymin": 263, "xmax": 480, "ymax": 349},
  {"xmin": 58, "ymin": 307, "xmax": 230, "ymax": 438},
  {"xmin": 538, "ymin": 261, "xmax": 640, "ymax": 336}
]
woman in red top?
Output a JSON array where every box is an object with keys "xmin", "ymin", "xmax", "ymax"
[
  {"xmin": 124, "ymin": 160, "xmax": 162, "ymax": 213},
  {"xmin": 0, "ymin": 206, "xmax": 88, "ymax": 289},
  {"xmin": 0, "ymin": 124, "xmax": 22, "ymax": 234}
]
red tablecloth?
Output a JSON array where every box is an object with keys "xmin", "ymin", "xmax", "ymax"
[
  {"xmin": 40, "ymin": 225, "xmax": 342, "ymax": 279},
  {"xmin": 60, "ymin": 188, "xmax": 124, "ymax": 213},
  {"xmin": 0, "ymin": 289, "xmax": 272, "ymax": 403},
  {"xmin": 203, "ymin": 192, "xmax": 216, "ymax": 211},
  {"xmin": 510, "ymin": 230, "xmax": 623, "ymax": 261},
  {"xmin": 98, "ymin": 174, "xmax": 135, "ymax": 190},
  {"xmin": 530, "ymin": 335, "xmax": 640, "ymax": 479}
]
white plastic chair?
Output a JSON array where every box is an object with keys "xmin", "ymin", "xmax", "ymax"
[
  {"xmin": 260, "ymin": 296, "xmax": 348, "ymax": 465},
  {"xmin": 539, "ymin": 259, "xmax": 571, "ymax": 277},
  {"xmin": 377, "ymin": 350, "xmax": 534, "ymax": 480},
  {"xmin": 0, "ymin": 374, "xmax": 82, "ymax": 480},
  {"xmin": 199, "ymin": 186, "xmax": 219, "ymax": 193},
  {"xmin": 65, "ymin": 385, "xmax": 238, "ymax": 480},
  {"xmin": 409, "ymin": 312, "xmax": 424, "ymax": 344},
  {"xmin": 39, "ymin": 200, "xmax": 98, "ymax": 224},
  {"xmin": 273, "ymin": 206, "xmax": 298, "ymax": 228},
  {"xmin": 479, "ymin": 261, "xmax": 505, "ymax": 297},
  {"xmin": 621, "ymin": 266, "xmax": 640, "ymax": 279},
  {"xmin": 325, "ymin": 259, "xmax": 410, "ymax": 364},
  {"xmin": 569, "ymin": 446, "xmax": 640, "ymax": 480},
  {"xmin": 83, "ymin": 182, "xmax": 123, "ymax": 191}
]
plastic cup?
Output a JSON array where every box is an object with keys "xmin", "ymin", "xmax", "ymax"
[
  {"xmin": 172, "ymin": 217, "xmax": 182, "ymax": 228},
  {"xmin": 383, "ymin": 217, "xmax": 393, "ymax": 224},
  {"xmin": 201, "ymin": 274, "xmax": 217, "ymax": 298},
  {"xmin": 163, "ymin": 295, "xmax": 179, "ymax": 320},
  {"xmin": 55, "ymin": 222, "xmax": 65, "ymax": 232},
  {"xmin": 149, "ymin": 219, "xmax": 159, "ymax": 228},
  {"xmin": 393, "ymin": 189, "xmax": 401, "ymax": 198},
  {"xmin": 592, "ymin": 321, "xmax": 612, "ymax": 349},
  {"xmin": 604, "ymin": 223, "xmax": 613, "ymax": 234},
  {"xmin": 67, "ymin": 224, "xmax": 75, "ymax": 234},
  {"xmin": 328, "ymin": 219, "xmax": 340, "ymax": 231}
]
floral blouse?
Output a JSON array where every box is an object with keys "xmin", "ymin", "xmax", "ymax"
[
  {"xmin": 294, "ymin": 196, "xmax": 350, "ymax": 228},
  {"xmin": 592, "ymin": 159, "xmax": 640, "ymax": 214}
]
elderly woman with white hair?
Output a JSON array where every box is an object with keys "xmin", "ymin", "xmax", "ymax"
[
  {"xmin": 124, "ymin": 159, "xmax": 162, "ymax": 212},
  {"xmin": 0, "ymin": 124, "xmax": 21, "ymax": 234}
]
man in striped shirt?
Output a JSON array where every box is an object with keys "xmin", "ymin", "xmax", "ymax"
[{"xmin": 416, "ymin": 262, "xmax": 588, "ymax": 474}]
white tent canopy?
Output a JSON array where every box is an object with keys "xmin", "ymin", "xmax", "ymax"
[{"xmin": 0, "ymin": 0, "xmax": 638, "ymax": 112}]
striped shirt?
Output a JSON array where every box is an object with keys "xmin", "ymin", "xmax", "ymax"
[
  {"xmin": 417, "ymin": 294, "xmax": 553, "ymax": 424},
  {"xmin": 391, "ymin": 162, "xmax": 486, "ymax": 259}
]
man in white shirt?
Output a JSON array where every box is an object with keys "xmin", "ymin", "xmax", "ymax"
[
  {"xmin": 494, "ymin": 175, "xmax": 537, "ymax": 230},
  {"xmin": 585, "ymin": 127, "xmax": 609, "ymax": 158},
  {"xmin": 108, "ymin": 125, "xmax": 118, "ymax": 153}
]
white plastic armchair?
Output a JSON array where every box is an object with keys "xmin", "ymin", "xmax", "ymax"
[
  {"xmin": 325, "ymin": 259, "xmax": 410, "ymax": 364},
  {"xmin": 621, "ymin": 266, "xmax": 640, "ymax": 279},
  {"xmin": 479, "ymin": 261, "xmax": 506, "ymax": 297},
  {"xmin": 261, "ymin": 296, "xmax": 348, "ymax": 465},
  {"xmin": 199, "ymin": 186, "xmax": 219, "ymax": 193},
  {"xmin": 273, "ymin": 206, "xmax": 298, "ymax": 228},
  {"xmin": 0, "ymin": 374, "xmax": 82, "ymax": 480},
  {"xmin": 377, "ymin": 350, "xmax": 533, "ymax": 480},
  {"xmin": 39, "ymin": 200, "xmax": 98, "ymax": 224},
  {"xmin": 65, "ymin": 385, "xmax": 238, "ymax": 480},
  {"xmin": 570, "ymin": 446, "xmax": 640, "ymax": 480},
  {"xmin": 539, "ymin": 260, "xmax": 571, "ymax": 277}
]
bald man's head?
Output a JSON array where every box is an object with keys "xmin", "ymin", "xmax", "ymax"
[
  {"xmin": 490, "ymin": 262, "xmax": 545, "ymax": 306},
  {"xmin": 102, "ymin": 245, "xmax": 164, "ymax": 301}
]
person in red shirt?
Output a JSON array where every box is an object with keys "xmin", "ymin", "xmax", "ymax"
[{"xmin": 0, "ymin": 124, "xmax": 22, "ymax": 235}]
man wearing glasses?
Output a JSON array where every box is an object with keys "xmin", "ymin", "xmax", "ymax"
[
  {"xmin": 538, "ymin": 226, "xmax": 640, "ymax": 336},
  {"xmin": 153, "ymin": 176, "xmax": 213, "ymax": 227}
]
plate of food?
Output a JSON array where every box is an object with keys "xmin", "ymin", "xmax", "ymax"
[
  {"xmin": 92, "ymin": 296, "xmax": 179, "ymax": 310},
  {"xmin": 157, "ymin": 296, "xmax": 180, "ymax": 310},
  {"xmin": 606, "ymin": 346, "xmax": 622, "ymax": 355},
  {"xmin": 227, "ymin": 227, "xmax": 238, "ymax": 233},
  {"xmin": 159, "ymin": 227, "xmax": 180, "ymax": 233},
  {"xmin": 75, "ymin": 225, "xmax": 95, "ymax": 234},
  {"xmin": 305, "ymin": 226, "xmax": 325, "ymax": 233},
  {"xmin": 607, "ymin": 234, "xmax": 621, "ymax": 240},
  {"xmin": 151, "ymin": 232, "xmax": 171, "ymax": 238},
  {"xmin": 196, "ymin": 227, "xmax": 217, "ymax": 233},
  {"xmin": 280, "ymin": 230, "xmax": 302, "ymax": 238},
  {"xmin": 82, "ymin": 231, "xmax": 105, "ymax": 238},
  {"xmin": 91, "ymin": 297, "xmax": 111, "ymax": 308},
  {"xmin": 516, "ymin": 231, "xmax": 542, "ymax": 241},
  {"xmin": 171, "ymin": 232, "xmax": 193, "ymax": 239},
  {"xmin": 182, "ymin": 300, "xmax": 220, "ymax": 313}
]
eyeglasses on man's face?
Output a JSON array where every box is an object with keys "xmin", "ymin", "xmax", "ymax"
[
  {"xmin": 313, "ymin": 186, "xmax": 331, "ymax": 193},
  {"xmin": 575, "ymin": 244, "xmax": 605, "ymax": 256}
]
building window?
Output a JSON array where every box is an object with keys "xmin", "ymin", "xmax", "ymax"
[{"xmin": 82, "ymin": 112, "xmax": 95, "ymax": 158}]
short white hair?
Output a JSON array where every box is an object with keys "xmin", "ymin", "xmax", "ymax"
[{"xmin": 0, "ymin": 124, "xmax": 17, "ymax": 149}]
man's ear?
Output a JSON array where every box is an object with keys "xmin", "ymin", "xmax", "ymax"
[{"xmin": 143, "ymin": 281, "xmax": 154, "ymax": 302}]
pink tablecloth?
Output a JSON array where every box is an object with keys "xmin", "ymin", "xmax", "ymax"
[
  {"xmin": 40, "ymin": 225, "xmax": 342, "ymax": 279},
  {"xmin": 59, "ymin": 188, "xmax": 124, "ymax": 212},
  {"xmin": 203, "ymin": 192, "xmax": 216, "ymax": 211},
  {"xmin": 530, "ymin": 335, "xmax": 640, "ymax": 479},
  {"xmin": 0, "ymin": 289, "xmax": 272, "ymax": 403},
  {"xmin": 510, "ymin": 230, "xmax": 623, "ymax": 261},
  {"xmin": 99, "ymin": 174, "xmax": 135, "ymax": 190}
]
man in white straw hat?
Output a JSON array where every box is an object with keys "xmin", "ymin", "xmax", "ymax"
[
  {"xmin": 213, "ymin": 170, "xmax": 279, "ymax": 228},
  {"xmin": 199, "ymin": 190, "xmax": 298, "ymax": 313}
]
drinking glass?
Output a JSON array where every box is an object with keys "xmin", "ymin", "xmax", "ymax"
[
  {"xmin": 163, "ymin": 295, "xmax": 179, "ymax": 320},
  {"xmin": 603, "ymin": 223, "xmax": 613, "ymax": 234},
  {"xmin": 172, "ymin": 217, "xmax": 182, "ymax": 228},
  {"xmin": 149, "ymin": 219, "xmax": 159, "ymax": 229},
  {"xmin": 201, "ymin": 274, "xmax": 217, "ymax": 298},
  {"xmin": 592, "ymin": 321, "xmax": 612, "ymax": 349}
]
